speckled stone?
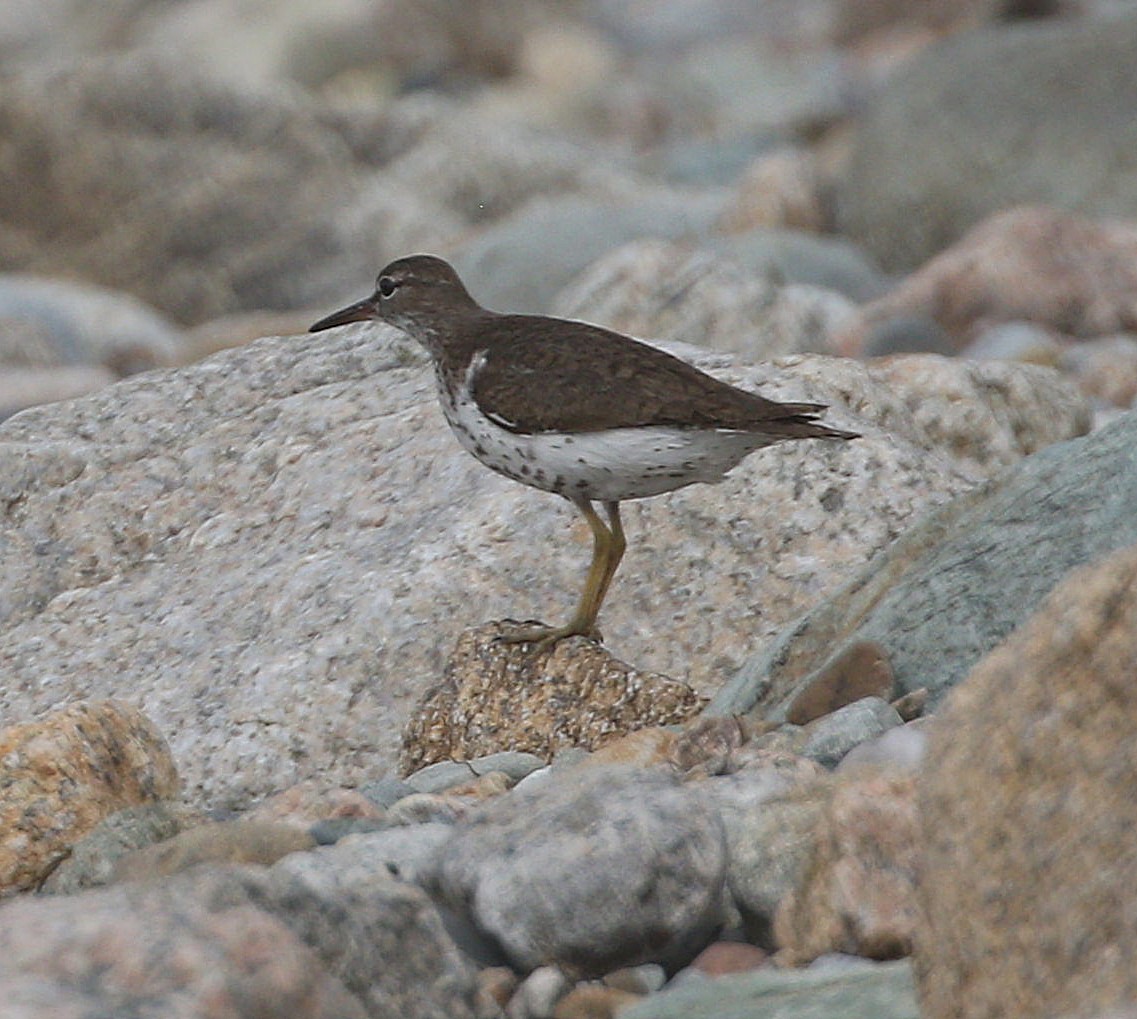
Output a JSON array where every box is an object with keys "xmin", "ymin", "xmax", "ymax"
[
  {"xmin": 399, "ymin": 622, "xmax": 705, "ymax": 774},
  {"xmin": 0, "ymin": 700, "xmax": 179, "ymax": 895}
]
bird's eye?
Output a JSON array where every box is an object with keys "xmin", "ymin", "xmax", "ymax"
[{"xmin": 377, "ymin": 276, "xmax": 398, "ymax": 298}]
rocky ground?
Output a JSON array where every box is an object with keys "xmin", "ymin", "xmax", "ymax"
[{"xmin": 2, "ymin": 1, "xmax": 1137, "ymax": 1017}]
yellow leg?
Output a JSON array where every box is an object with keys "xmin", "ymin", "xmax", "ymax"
[{"xmin": 498, "ymin": 498, "xmax": 622, "ymax": 647}]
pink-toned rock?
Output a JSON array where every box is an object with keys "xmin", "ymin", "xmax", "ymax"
[
  {"xmin": 0, "ymin": 870, "xmax": 366, "ymax": 1019},
  {"xmin": 245, "ymin": 780, "xmax": 385, "ymax": 827},
  {"xmin": 689, "ymin": 940, "xmax": 769, "ymax": 976},
  {"xmin": 774, "ymin": 770, "xmax": 919, "ymax": 964},
  {"xmin": 916, "ymin": 544, "xmax": 1137, "ymax": 1019},
  {"xmin": 716, "ymin": 149, "xmax": 826, "ymax": 234},
  {"xmin": 843, "ymin": 207, "xmax": 1137, "ymax": 352},
  {"xmin": 0, "ymin": 700, "xmax": 179, "ymax": 895}
]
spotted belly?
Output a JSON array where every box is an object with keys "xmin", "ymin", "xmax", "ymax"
[{"xmin": 436, "ymin": 381, "xmax": 770, "ymax": 503}]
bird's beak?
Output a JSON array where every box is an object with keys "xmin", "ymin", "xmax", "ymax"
[{"xmin": 309, "ymin": 294, "xmax": 380, "ymax": 332}]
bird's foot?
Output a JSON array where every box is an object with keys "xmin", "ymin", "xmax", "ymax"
[{"xmin": 495, "ymin": 619, "xmax": 603, "ymax": 649}]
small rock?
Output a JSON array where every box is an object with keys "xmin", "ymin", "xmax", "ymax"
[
  {"xmin": 385, "ymin": 793, "xmax": 470, "ymax": 827},
  {"xmin": 671, "ymin": 715, "xmax": 768, "ymax": 776},
  {"xmin": 400, "ymin": 623, "xmax": 704, "ymax": 774},
  {"xmin": 711, "ymin": 763, "xmax": 829, "ymax": 948},
  {"xmin": 113, "ymin": 820, "xmax": 316, "ymax": 882},
  {"xmin": 583, "ymin": 727, "xmax": 677, "ymax": 769},
  {"xmin": 479, "ymin": 965, "xmax": 520, "ymax": 1013},
  {"xmin": 800, "ymin": 697, "xmax": 903, "ymax": 769},
  {"xmin": 715, "ymin": 148, "xmax": 826, "ymax": 234},
  {"xmin": 42, "ymin": 801, "xmax": 203, "ymax": 895},
  {"xmin": 688, "ymin": 940, "xmax": 769, "ymax": 977},
  {"xmin": 846, "ymin": 207, "xmax": 1137, "ymax": 351},
  {"xmin": 0, "ymin": 365, "xmax": 116, "ymax": 419},
  {"xmin": 774, "ymin": 771, "xmax": 919, "ymax": 965},
  {"xmin": 602, "ymin": 964, "xmax": 666, "ymax": 994},
  {"xmin": 0, "ymin": 700, "xmax": 179, "ymax": 895},
  {"xmin": 836, "ymin": 721, "xmax": 929, "ymax": 775},
  {"xmin": 1060, "ymin": 333, "xmax": 1137, "ymax": 410},
  {"xmin": 552, "ymin": 984, "xmax": 642, "ymax": 1019},
  {"xmin": 508, "ymin": 966, "xmax": 570, "ymax": 1019},
  {"xmin": 245, "ymin": 780, "xmax": 386, "ymax": 827},
  {"xmin": 427, "ymin": 766, "xmax": 726, "ymax": 977},
  {"xmin": 405, "ymin": 752, "xmax": 546, "ymax": 794},
  {"xmin": 784, "ymin": 641, "xmax": 895, "ymax": 725}
]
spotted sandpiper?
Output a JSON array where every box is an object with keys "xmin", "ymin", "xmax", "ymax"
[{"xmin": 311, "ymin": 255, "xmax": 858, "ymax": 645}]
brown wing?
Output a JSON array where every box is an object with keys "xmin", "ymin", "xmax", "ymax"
[{"xmin": 468, "ymin": 313, "xmax": 854, "ymax": 439}]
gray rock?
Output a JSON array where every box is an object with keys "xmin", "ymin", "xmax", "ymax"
[
  {"xmin": 0, "ymin": 274, "xmax": 182, "ymax": 373},
  {"xmin": 426, "ymin": 766, "xmax": 727, "ymax": 977},
  {"xmin": 799, "ymin": 698, "xmax": 904, "ymax": 769},
  {"xmin": 0, "ymin": 862, "xmax": 479, "ymax": 1018},
  {"xmin": 836, "ymin": 721, "xmax": 930, "ymax": 776},
  {"xmin": 836, "ymin": 16, "xmax": 1137, "ymax": 271},
  {"xmin": 404, "ymin": 752, "xmax": 547, "ymax": 794},
  {"xmin": 709, "ymin": 759, "xmax": 828, "ymax": 947},
  {"xmin": 42, "ymin": 801, "xmax": 200, "ymax": 895},
  {"xmin": 450, "ymin": 190, "xmax": 727, "ymax": 314},
  {"xmin": 710, "ymin": 230, "xmax": 888, "ymax": 304},
  {"xmin": 507, "ymin": 965, "xmax": 570, "ymax": 1019},
  {"xmin": 552, "ymin": 240, "xmax": 857, "ymax": 361},
  {"xmin": 619, "ymin": 958, "xmax": 918, "ymax": 1019},
  {"xmin": 0, "ymin": 318, "xmax": 966, "ymax": 809},
  {"xmin": 711, "ymin": 409, "xmax": 1137, "ymax": 717}
]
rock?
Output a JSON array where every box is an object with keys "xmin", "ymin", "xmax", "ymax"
[
  {"xmin": 0, "ymin": 55, "xmax": 453, "ymax": 324},
  {"xmin": 836, "ymin": 721, "xmax": 930, "ymax": 775},
  {"xmin": 267, "ymin": 850, "xmax": 481, "ymax": 1016},
  {"xmin": 774, "ymin": 771, "xmax": 919, "ymax": 964},
  {"xmin": 0, "ymin": 274, "xmax": 183, "ymax": 374},
  {"xmin": 41, "ymin": 801, "xmax": 202, "ymax": 895},
  {"xmin": 845, "ymin": 207, "xmax": 1137, "ymax": 351},
  {"xmin": 426, "ymin": 766, "xmax": 727, "ymax": 977},
  {"xmin": 687, "ymin": 940, "xmax": 769, "ymax": 977},
  {"xmin": 709, "ymin": 755, "xmax": 828, "ymax": 947},
  {"xmin": 617, "ymin": 959, "xmax": 919, "ymax": 1019},
  {"xmin": 244, "ymin": 780, "xmax": 385, "ymax": 827},
  {"xmin": 710, "ymin": 409, "xmax": 1137, "ymax": 718},
  {"xmin": 299, "ymin": 822, "xmax": 454, "ymax": 886},
  {"xmin": 784, "ymin": 640, "xmax": 895, "ymax": 725},
  {"xmin": 0, "ymin": 700, "xmax": 179, "ymax": 895},
  {"xmin": 916, "ymin": 543, "xmax": 1137, "ymax": 1018},
  {"xmin": 113, "ymin": 820, "xmax": 317, "ymax": 882},
  {"xmin": 510, "ymin": 966, "xmax": 570, "ymax": 1019},
  {"xmin": 1060, "ymin": 332, "xmax": 1137, "ymax": 410},
  {"xmin": 399, "ymin": 623, "xmax": 704, "ymax": 774},
  {"xmin": 552, "ymin": 984, "xmax": 642, "ymax": 1019},
  {"xmin": 0, "ymin": 319, "xmax": 965, "ymax": 809},
  {"xmin": 552, "ymin": 240, "xmax": 858, "ymax": 361},
  {"xmin": 581, "ymin": 727, "xmax": 678, "ymax": 769},
  {"xmin": 450, "ymin": 191, "xmax": 727, "ymax": 315},
  {"xmin": 866, "ymin": 352, "xmax": 1092, "ymax": 476},
  {"xmin": 404, "ymin": 751, "xmax": 548, "ymax": 794},
  {"xmin": 959, "ymin": 319, "xmax": 1064, "ymax": 365},
  {"xmin": 710, "ymin": 230, "xmax": 887, "ymax": 304},
  {"xmin": 0, "ymin": 857, "xmax": 479, "ymax": 1018},
  {"xmin": 799, "ymin": 697, "xmax": 903, "ymax": 769},
  {"xmin": 836, "ymin": 17, "xmax": 1137, "ymax": 272},
  {"xmin": 715, "ymin": 149, "xmax": 826, "ymax": 234},
  {"xmin": 0, "ymin": 365, "xmax": 117, "ymax": 420}
]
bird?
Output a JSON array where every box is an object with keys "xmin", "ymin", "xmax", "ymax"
[{"xmin": 310, "ymin": 254, "xmax": 858, "ymax": 646}]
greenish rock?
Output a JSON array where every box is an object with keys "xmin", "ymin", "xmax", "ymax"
[
  {"xmin": 711, "ymin": 410, "xmax": 1137, "ymax": 717},
  {"xmin": 621, "ymin": 960, "xmax": 918, "ymax": 1019}
]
